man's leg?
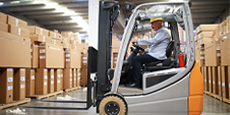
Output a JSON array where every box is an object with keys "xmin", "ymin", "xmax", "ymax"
[{"xmin": 130, "ymin": 54, "xmax": 159, "ymax": 87}]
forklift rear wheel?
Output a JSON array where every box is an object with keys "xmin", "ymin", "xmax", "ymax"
[{"xmin": 99, "ymin": 95, "xmax": 127, "ymax": 115}]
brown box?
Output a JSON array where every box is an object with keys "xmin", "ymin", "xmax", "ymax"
[
  {"xmin": 197, "ymin": 37, "xmax": 213, "ymax": 45},
  {"xmin": 196, "ymin": 24, "xmax": 219, "ymax": 34},
  {"xmin": 49, "ymin": 31, "xmax": 61, "ymax": 40},
  {"xmin": 76, "ymin": 68, "xmax": 81, "ymax": 87},
  {"xmin": 197, "ymin": 31, "xmax": 214, "ymax": 39},
  {"xmin": 35, "ymin": 68, "xmax": 48, "ymax": 95},
  {"xmin": 61, "ymin": 31, "xmax": 73, "ymax": 38},
  {"xmin": 26, "ymin": 69, "xmax": 35, "ymax": 97},
  {"xmin": 31, "ymin": 42, "xmax": 39, "ymax": 68},
  {"xmin": 60, "ymin": 69, "xmax": 63, "ymax": 90},
  {"xmin": 0, "ymin": 31, "xmax": 31, "ymax": 68},
  {"xmin": 64, "ymin": 49, "xmax": 82, "ymax": 68},
  {"xmin": 7, "ymin": 15, "xmax": 27, "ymax": 28},
  {"xmin": 0, "ymin": 22, "xmax": 8, "ymax": 32},
  {"xmin": 54, "ymin": 69, "xmax": 62, "ymax": 92},
  {"xmin": 13, "ymin": 68, "xmax": 26, "ymax": 101},
  {"xmin": 48, "ymin": 69, "xmax": 54, "ymax": 93},
  {"xmin": 8, "ymin": 25, "xmax": 30, "ymax": 38},
  {"xmin": 51, "ymin": 39, "xmax": 62, "ymax": 46},
  {"xmin": 72, "ymin": 69, "xmax": 77, "ymax": 87},
  {"xmin": 0, "ymin": 12, "xmax": 7, "ymax": 23},
  {"xmin": 0, "ymin": 68, "xmax": 13, "ymax": 104},
  {"xmin": 220, "ymin": 33, "xmax": 230, "ymax": 65},
  {"xmin": 205, "ymin": 40, "xmax": 221, "ymax": 66},
  {"xmin": 63, "ymin": 69, "xmax": 72, "ymax": 89},
  {"xmin": 30, "ymin": 34, "xmax": 50, "ymax": 43},
  {"xmin": 28, "ymin": 26, "xmax": 49, "ymax": 37},
  {"xmin": 39, "ymin": 43, "xmax": 64, "ymax": 68}
]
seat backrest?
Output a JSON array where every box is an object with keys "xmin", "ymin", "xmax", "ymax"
[{"xmin": 166, "ymin": 40, "xmax": 175, "ymax": 58}]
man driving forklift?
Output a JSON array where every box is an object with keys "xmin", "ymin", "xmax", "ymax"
[{"xmin": 129, "ymin": 17, "xmax": 171, "ymax": 88}]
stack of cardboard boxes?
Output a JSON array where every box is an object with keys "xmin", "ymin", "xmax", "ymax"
[
  {"xmin": 0, "ymin": 12, "xmax": 88, "ymax": 105},
  {"xmin": 0, "ymin": 12, "xmax": 31, "ymax": 104},
  {"xmin": 197, "ymin": 16, "xmax": 230, "ymax": 103}
]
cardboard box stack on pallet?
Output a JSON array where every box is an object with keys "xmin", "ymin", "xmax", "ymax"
[
  {"xmin": 0, "ymin": 12, "xmax": 30, "ymax": 104},
  {"xmin": 111, "ymin": 35, "xmax": 121, "ymax": 69},
  {"xmin": 0, "ymin": 12, "xmax": 88, "ymax": 105},
  {"xmin": 197, "ymin": 16, "xmax": 230, "ymax": 103}
]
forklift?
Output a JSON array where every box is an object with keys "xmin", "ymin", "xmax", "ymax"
[
  {"xmin": 87, "ymin": 1, "xmax": 203, "ymax": 115},
  {"xmin": 23, "ymin": 1, "xmax": 203, "ymax": 115}
]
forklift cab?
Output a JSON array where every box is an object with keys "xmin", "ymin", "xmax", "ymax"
[{"xmin": 96, "ymin": 1, "xmax": 203, "ymax": 115}]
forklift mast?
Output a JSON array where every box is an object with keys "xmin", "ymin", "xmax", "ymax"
[{"xmin": 87, "ymin": 0, "xmax": 120, "ymax": 110}]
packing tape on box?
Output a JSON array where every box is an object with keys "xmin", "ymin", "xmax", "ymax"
[
  {"xmin": 222, "ymin": 82, "xmax": 225, "ymax": 86},
  {"xmin": 18, "ymin": 28, "xmax": 21, "ymax": 36},
  {"xmin": 8, "ymin": 86, "xmax": 13, "ymax": 91},
  {"xmin": 40, "ymin": 56, "xmax": 45, "ymax": 59},
  {"xmin": 51, "ymin": 75, "xmax": 54, "ymax": 79},
  {"xmin": 8, "ymin": 77, "xmax": 13, "ymax": 83},
  {"xmin": 65, "ymin": 54, "xmax": 71, "ymax": 57},
  {"xmin": 44, "ymin": 75, "xmax": 48, "ymax": 80},
  {"xmin": 21, "ymin": 77, "xmax": 25, "ymax": 81},
  {"xmin": 44, "ymin": 82, "xmax": 47, "ymax": 86},
  {"xmin": 7, "ymin": 68, "xmax": 13, "ymax": 71},
  {"xmin": 31, "ymin": 75, "xmax": 35, "ymax": 80},
  {"xmin": 58, "ymin": 80, "xmax": 60, "ymax": 83},
  {"xmin": 51, "ymin": 81, "xmax": 54, "ymax": 84},
  {"xmin": 16, "ymin": 19, "xmax": 18, "ymax": 26},
  {"xmin": 21, "ymin": 84, "xmax": 25, "ymax": 89},
  {"xmin": 40, "ymin": 49, "xmax": 46, "ymax": 53}
]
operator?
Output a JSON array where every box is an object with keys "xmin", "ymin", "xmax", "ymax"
[{"xmin": 129, "ymin": 17, "xmax": 171, "ymax": 88}]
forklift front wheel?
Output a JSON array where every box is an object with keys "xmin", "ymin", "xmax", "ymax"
[{"xmin": 99, "ymin": 95, "xmax": 127, "ymax": 115}]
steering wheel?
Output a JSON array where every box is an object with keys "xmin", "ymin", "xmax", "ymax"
[{"xmin": 132, "ymin": 43, "xmax": 145, "ymax": 52}]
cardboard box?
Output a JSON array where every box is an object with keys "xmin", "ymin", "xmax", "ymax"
[
  {"xmin": 0, "ymin": 31, "xmax": 31, "ymax": 68},
  {"xmin": 35, "ymin": 69, "xmax": 48, "ymax": 95},
  {"xmin": 76, "ymin": 68, "xmax": 81, "ymax": 87},
  {"xmin": 205, "ymin": 40, "xmax": 221, "ymax": 66},
  {"xmin": 49, "ymin": 31, "xmax": 61, "ymax": 39},
  {"xmin": 51, "ymin": 39, "xmax": 62, "ymax": 46},
  {"xmin": 0, "ymin": 12, "xmax": 7, "ymax": 23},
  {"xmin": 30, "ymin": 34, "xmax": 50, "ymax": 43},
  {"xmin": 60, "ymin": 69, "xmax": 63, "ymax": 90},
  {"xmin": 0, "ymin": 22, "xmax": 8, "ymax": 32},
  {"xmin": 13, "ymin": 68, "xmax": 26, "ymax": 101},
  {"xmin": 26, "ymin": 69, "xmax": 35, "ymax": 97},
  {"xmin": 220, "ymin": 33, "xmax": 230, "ymax": 65},
  {"xmin": 7, "ymin": 15, "xmax": 27, "ymax": 28},
  {"xmin": 31, "ymin": 42, "xmax": 39, "ymax": 68},
  {"xmin": 63, "ymin": 69, "xmax": 72, "ymax": 89},
  {"xmin": 196, "ymin": 24, "xmax": 219, "ymax": 34},
  {"xmin": 64, "ymin": 49, "xmax": 82, "ymax": 68},
  {"xmin": 48, "ymin": 69, "xmax": 54, "ymax": 93},
  {"xmin": 54, "ymin": 69, "xmax": 62, "ymax": 92},
  {"xmin": 197, "ymin": 31, "xmax": 214, "ymax": 39},
  {"xmin": 8, "ymin": 25, "xmax": 30, "ymax": 38},
  {"xmin": 39, "ymin": 43, "xmax": 64, "ymax": 68},
  {"xmin": 28, "ymin": 26, "xmax": 49, "ymax": 37},
  {"xmin": 72, "ymin": 69, "xmax": 77, "ymax": 87},
  {"xmin": 197, "ymin": 37, "xmax": 213, "ymax": 45},
  {"xmin": 0, "ymin": 68, "xmax": 13, "ymax": 104},
  {"xmin": 61, "ymin": 31, "xmax": 73, "ymax": 38}
]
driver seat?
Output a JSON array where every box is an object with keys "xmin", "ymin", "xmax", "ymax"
[{"xmin": 144, "ymin": 40, "xmax": 175, "ymax": 71}]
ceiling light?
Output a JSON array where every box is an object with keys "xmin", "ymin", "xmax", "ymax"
[
  {"xmin": 0, "ymin": 2, "xmax": 3, "ymax": 5},
  {"xmin": 10, "ymin": 1, "xmax": 20, "ymax": 4}
]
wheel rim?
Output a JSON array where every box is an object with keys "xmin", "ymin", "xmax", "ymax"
[{"xmin": 105, "ymin": 101, "xmax": 120, "ymax": 115}]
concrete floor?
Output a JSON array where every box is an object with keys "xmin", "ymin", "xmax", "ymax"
[{"xmin": 0, "ymin": 89, "xmax": 230, "ymax": 115}]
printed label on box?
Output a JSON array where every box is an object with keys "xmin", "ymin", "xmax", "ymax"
[
  {"xmin": 40, "ymin": 56, "xmax": 45, "ymax": 59},
  {"xmin": 78, "ymin": 77, "xmax": 81, "ymax": 80},
  {"xmin": 43, "ymin": 36, "xmax": 46, "ymax": 42},
  {"xmin": 222, "ymin": 82, "xmax": 225, "ymax": 86},
  {"xmin": 218, "ymin": 81, "xmax": 221, "ymax": 85},
  {"xmin": 31, "ymin": 55, "xmax": 33, "ymax": 59},
  {"xmin": 51, "ymin": 81, "xmax": 54, "ymax": 84},
  {"xmin": 83, "ymin": 61, "xmax": 87, "ymax": 64},
  {"xmin": 78, "ymin": 73, "xmax": 81, "ymax": 76},
  {"xmin": 21, "ymin": 69, "xmax": 25, "ymax": 71},
  {"xmin": 16, "ymin": 19, "xmax": 18, "ymax": 26},
  {"xmin": 204, "ymin": 79, "xmax": 206, "ymax": 82},
  {"xmin": 40, "ymin": 49, "xmax": 46, "ymax": 53},
  {"xmin": 8, "ymin": 77, "xmax": 13, "ymax": 83},
  {"xmin": 7, "ymin": 68, "xmax": 13, "ymax": 71},
  {"xmin": 65, "ymin": 54, "xmax": 71, "ymax": 57},
  {"xmin": 44, "ymin": 75, "xmax": 48, "ymax": 80},
  {"xmin": 51, "ymin": 75, "xmax": 54, "ymax": 79},
  {"xmin": 213, "ymin": 81, "xmax": 215, "ymax": 84},
  {"xmin": 58, "ymin": 80, "xmax": 60, "ymax": 83},
  {"xmin": 18, "ymin": 28, "xmax": 21, "ymax": 36},
  {"xmin": 21, "ymin": 77, "xmax": 25, "ymax": 81},
  {"xmin": 31, "ymin": 75, "xmax": 35, "ymax": 80},
  {"xmin": 70, "ymin": 79, "xmax": 72, "ymax": 81},
  {"xmin": 44, "ymin": 82, "xmax": 47, "ymax": 86},
  {"xmin": 83, "ymin": 57, "xmax": 87, "ymax": 60},
  {"xmin": 58, "ymin": 74, "xmax": 61, "ymax": 78},
  {"xmin": 20, "ymin": 84, "xmax": 25, "ymax": 89},
  {"xmin": 54, "ymin": 33, "xmax": 56, "ymax": 38},
  {"xmin": 31, "ymin": 49, "xmax": 33, "ymax": 52},
  {"xmin": 209, "ymin": 80, "xmax": 211, "ymax": 83},
  {"xmin": 70, "ymin": 74, "xmax": 72, "ymax": 77},
  {"xmin": 8, "ymin": 86, "xmax": 13, "ymax": 91},
  {"xmin": 40, "ymin": 29, "xmax": 43, "ymax": 34},
  {"xmin": 66, "ymin": 59, "xmax": 70, "ymax": 62}
]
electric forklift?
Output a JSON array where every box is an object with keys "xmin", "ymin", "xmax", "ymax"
[{"xmin": 87, "ymin": 1, "xmax": 203, "ymax": 115}]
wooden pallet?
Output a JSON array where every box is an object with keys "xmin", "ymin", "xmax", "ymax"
[
  {"xmin": 64, "ymin": 87, "xmax": 80, "ymax": 93},
  {"xmin": 0, "ymin": 98, "xmax": 31, "ymax": 110},
  {"xmin": 223, "ymin": 98, "xmax": 230, "ymax": 104},
  {"xmin": 27, "ymin": 90, "xmax": 63, "ymax": 100}
]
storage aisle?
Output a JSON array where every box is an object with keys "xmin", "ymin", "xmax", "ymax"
[{"xmin": 0, "ymin": 88, "xmax": 229, "ymax": 115}]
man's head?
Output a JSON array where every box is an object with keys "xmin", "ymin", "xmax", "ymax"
[{"xmin": 149, "ymin": 17, "xmax": 163, "ymax": 31}]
